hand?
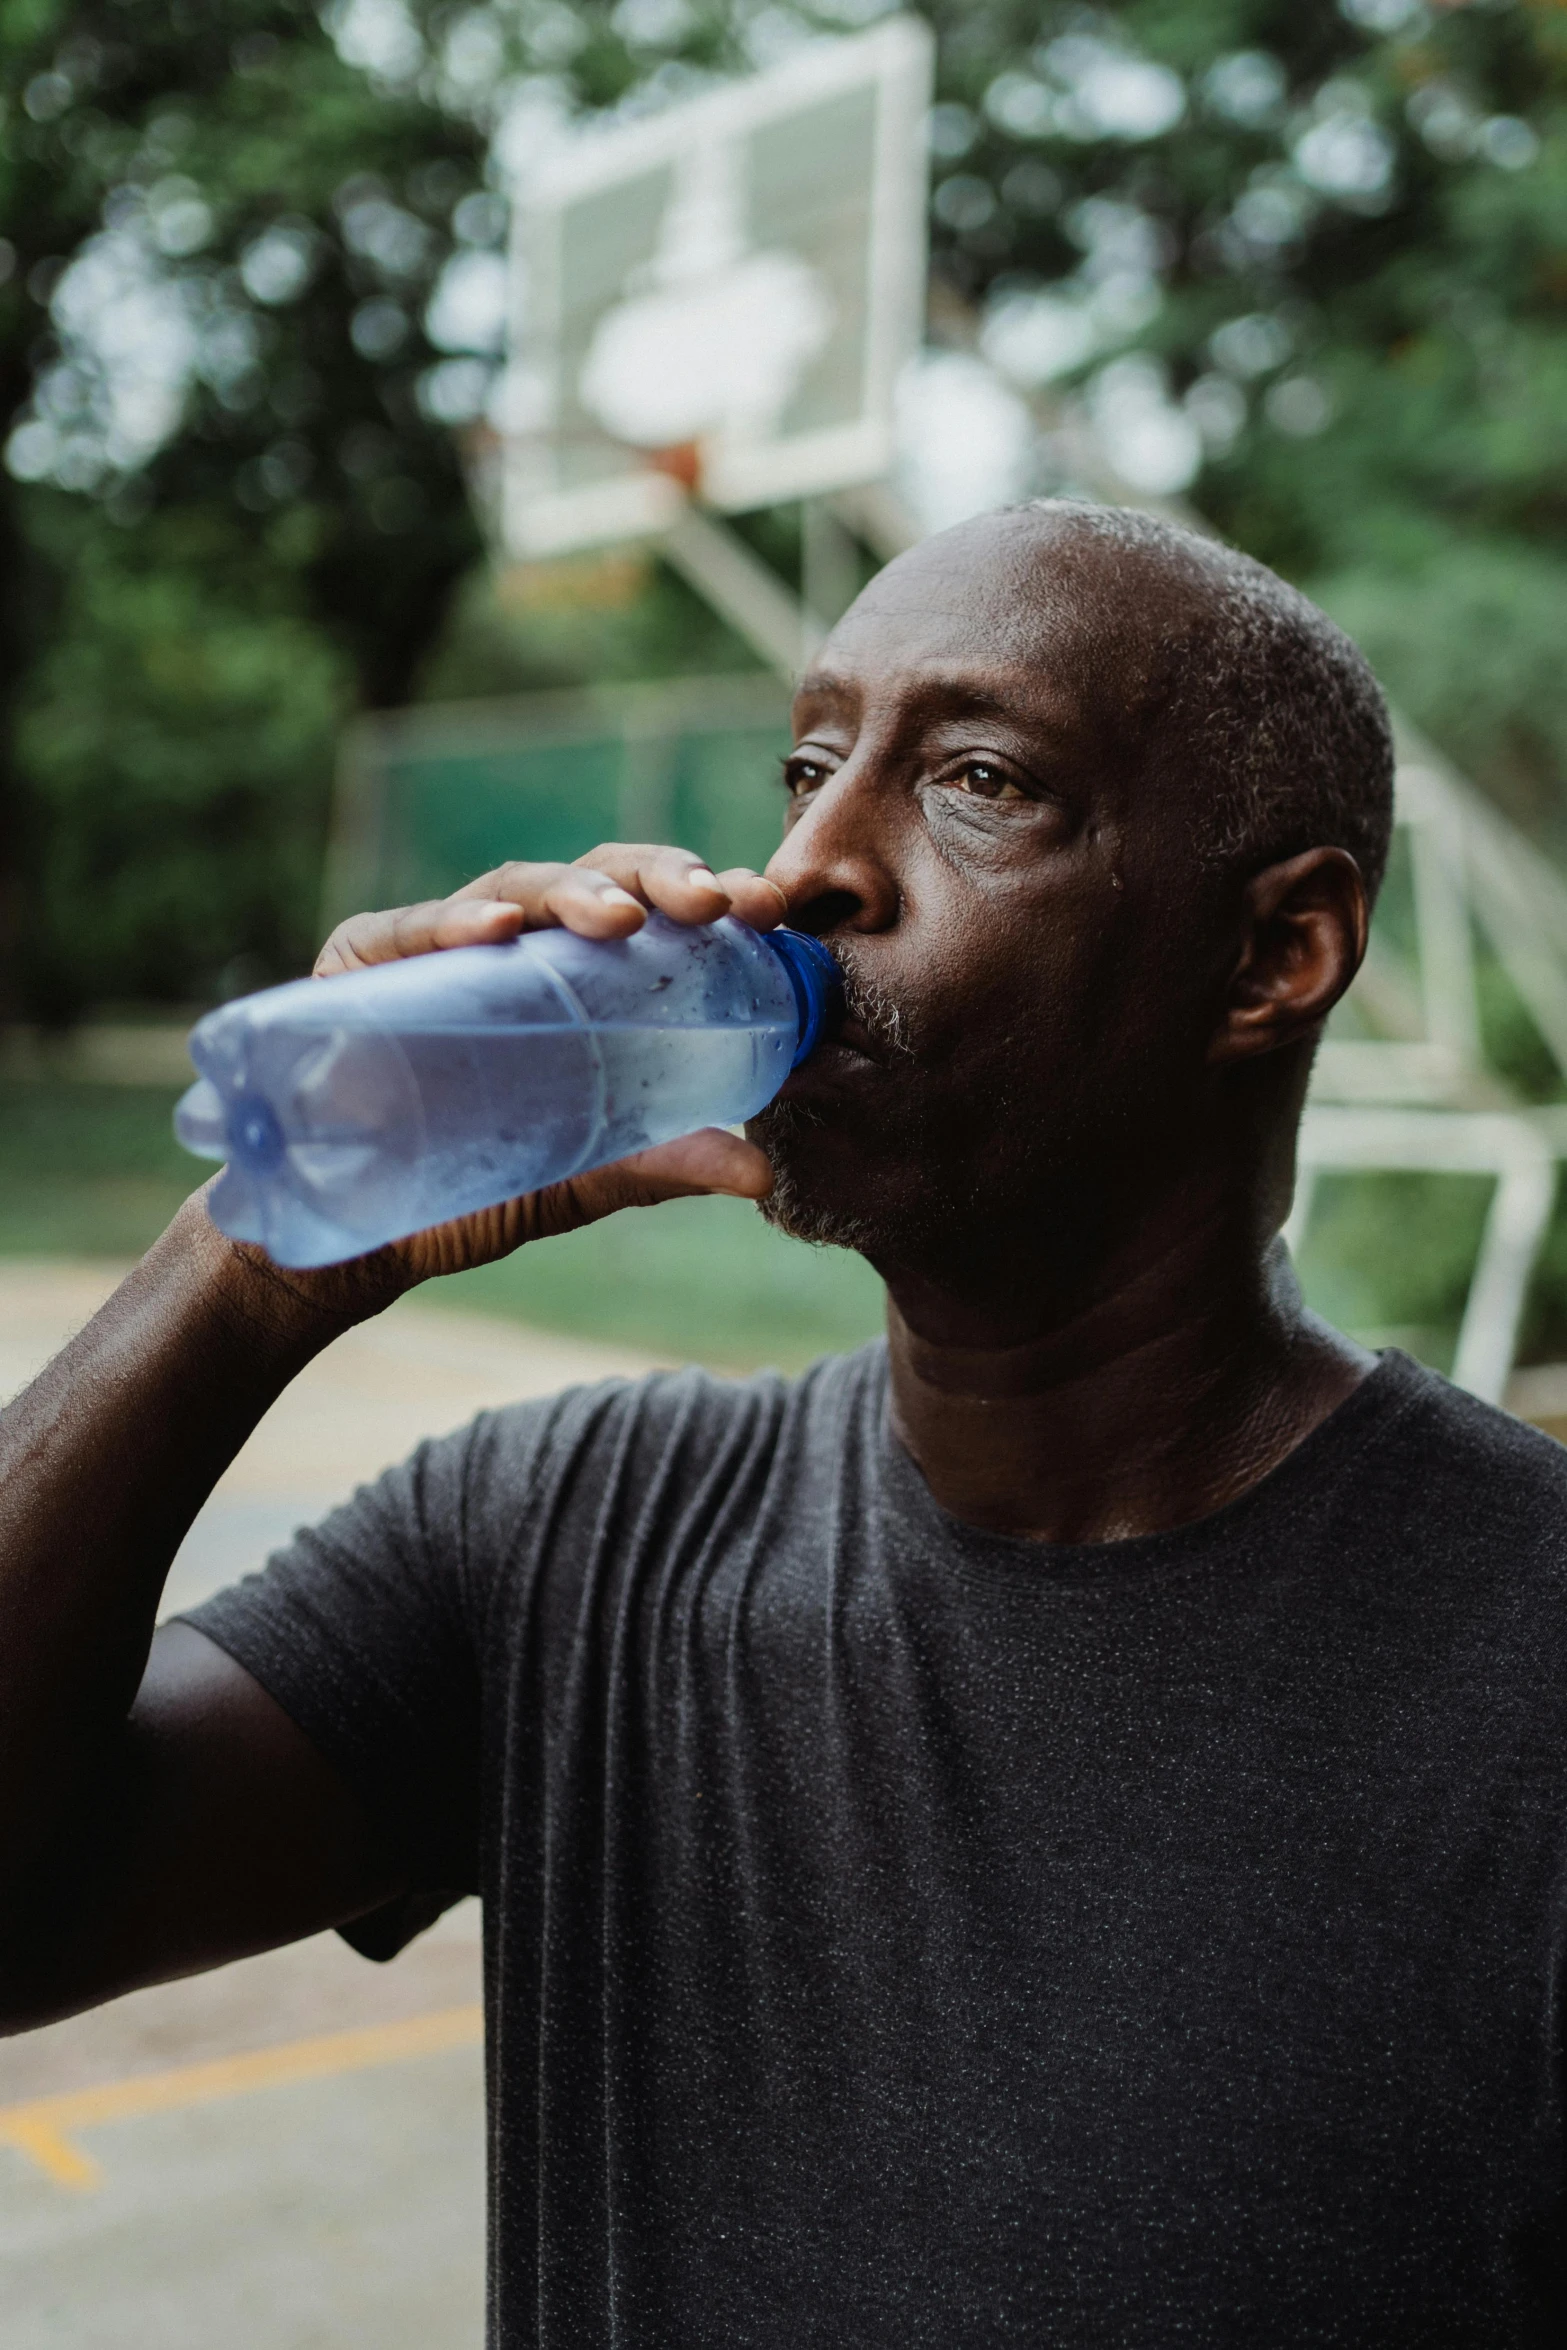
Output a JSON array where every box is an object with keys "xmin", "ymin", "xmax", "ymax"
[
  {"xmin": 313, "ymin": 843, "xmax": 789, "ymax": 973},
  {"xmin": 215, "ymin": 846, "xmax": 789, "ymax": 1330}
]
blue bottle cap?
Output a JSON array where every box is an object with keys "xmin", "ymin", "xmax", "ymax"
[{"xmin": 761, "ymin": 927, "xmax": 843, "ymax": 1069}]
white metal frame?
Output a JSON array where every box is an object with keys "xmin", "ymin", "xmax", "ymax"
[
  {"xmin": 1288, "ymin": 1108, "xmax": 1558, "ymax": 1404},
  {"xmin": 1313, "ymin": 738, "xmax": 1567, "ymax": 1113},
  {"xmin": 660, "ymin": 506, "xmax": 827, "ymax": 675},
  {"xmin": 1276, "ymin": 727, "xmax": 1567, "ymax": 1402},
  {"xmin": 502, "ymin": 15, "xmax": 933, "ymax": 559}
]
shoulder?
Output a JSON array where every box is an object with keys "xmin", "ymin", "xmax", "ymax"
[
  {"xmin": 447, "ymin": 1340, "xmax": 886, "ymax": 1664},
  {"xmin": 476, "ymin": 1334, "xmax": 881, "ymax": 1450},
  {"xmin": 457, "ymin": 1338, "xmax": 888, "ymax": 1545},
  {"xmin": 1376, "ymin": 1350, "xmax": 1567, "ymax": 1490},
  {"xmin": 1353, "ymin": 1350, "xmax": 1567, "ymax": 1565}
]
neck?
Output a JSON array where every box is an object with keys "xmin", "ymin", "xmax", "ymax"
[{"xmin": 880, "ymin": 1192, "xmax": 1372, "ymax": 1546}]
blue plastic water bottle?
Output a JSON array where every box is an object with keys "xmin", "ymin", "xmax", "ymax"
[{"xmin": 174, "ymin": 914, "xmax": 839, "ymax": 1269}]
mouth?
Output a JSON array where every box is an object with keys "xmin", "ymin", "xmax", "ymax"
[
  {"xmin": 831, "ymin": 1012, "xmax": 883, "ymax": 1064},
  {"xmin": 777, "ymin": 1024, "xmax": 884, "ymax": 1103},
  {"xmin": 781, "ymin": 946, "xmax": 915, "ymax": 1095}
]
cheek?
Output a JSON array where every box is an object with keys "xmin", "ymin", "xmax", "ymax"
[
  {"xmin": 916, "ymin": 786, "xmax": 1080, "ymax": 880},
  {"xmin": 892, "ymin": 853, "xmax": 1133, "ymax": 1076},
  {"xmin": 872, "ymin": 946, "xmax": 1101, "ymax": 1129}
]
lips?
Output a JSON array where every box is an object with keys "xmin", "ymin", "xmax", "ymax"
[
  {"xmin": 832, "ymin": 1014, "xmax": 882, "ymax": 1064},
  {"xmin": 779, "ymin": 1031, "xmax": 883, "ymax": 1103}
]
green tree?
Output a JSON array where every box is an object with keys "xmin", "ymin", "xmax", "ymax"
[
  {"xmin": 0, "ymin": 0, "xmax": 487, "ymax": 1012},
  {"xmin": 15, "ymin": 496, "xmax": 349, "ymax": 1008},
  {"xmin": 910, "ymin": 0, "xmax": 1567, "ymax": 834},
  {"xmin": 404, "ymin": 0, "xmax": 1567, "ymax": 844}
]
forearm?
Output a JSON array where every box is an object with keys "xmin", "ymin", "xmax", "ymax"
[{"xmin": 0, "ymin": 1192, "xmax": 357, "ymax": 1885}]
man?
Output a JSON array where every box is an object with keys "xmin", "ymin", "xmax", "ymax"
[{"xmin": 3, "ymin": 501, "xmax": 1565, "ymax": 2344}]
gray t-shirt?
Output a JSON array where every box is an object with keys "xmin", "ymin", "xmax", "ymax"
[{"xmin": 188, "ymin": 1342, "xmax": 1567, "ymax": 2347}]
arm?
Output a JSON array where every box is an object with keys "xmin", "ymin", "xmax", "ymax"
[
  {"xmin": 0, "ymin": 1208, "xmax": 401, "ymax": 2027},
  {"xmin": 0, "ymin": 847, "xmax": 781, "ymax": 2030}
]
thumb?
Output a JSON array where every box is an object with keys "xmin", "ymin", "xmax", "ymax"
[{"xmin": 547, "ymin": 1127, "xmax": 774, "ymax": 1228}]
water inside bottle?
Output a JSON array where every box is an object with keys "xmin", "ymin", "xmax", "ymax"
[
  {"xmin": 194, "ymin": 1011, "xmax": 793, "ymax": 1264},
  {"xmin": 394, "ymin": 1017, "xmax": 791, "ymax": 1215}
]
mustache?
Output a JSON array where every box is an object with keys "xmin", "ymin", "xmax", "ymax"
[{"xmin": 830, "ymin": 942, "xmax": 917, "ymax": 1061}]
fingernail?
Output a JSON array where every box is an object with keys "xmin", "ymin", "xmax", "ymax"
[
  {"xmin": 602, "ymin": 887, "xmax": 642, "ymax": 909},
  {"xmin": 687, "ymin": 867, "xmax": 722, "ymax": 892}
]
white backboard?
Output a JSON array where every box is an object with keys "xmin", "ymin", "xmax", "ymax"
[{"xmin": 500, "ymin": 16, "xmax": 933, "ymax": 558}]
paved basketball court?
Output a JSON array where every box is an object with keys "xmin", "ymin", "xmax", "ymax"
[{"xmin": 0, "ymin": 1262, "xmax": 659, "ymax": 2349}]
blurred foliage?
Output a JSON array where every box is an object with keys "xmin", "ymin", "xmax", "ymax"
[
  {"xmin": 0, "ymin": 0, "xmax": 487, "ymax": 695},
  {"xmin": 1476, "ymin": 946, "xmax": 1565, "ymax": 1105},
  {"xmin": 15, "ymin": 497, "xmax": 350, "ymax": 1009},
  {"xmin": 417, "ymin": 549, "xmax": 765, "ymax": 702},
  {"xmin": 912, "ymin": 0, "xmax": 1567, "ymax": 840},
  {"xmin": 0, "ymin": 0, "xmax": 488, "ymax": 1016},
  {"xmin": 1295, "ymin": 1168, "xmax": 1495, "ymax": 1374},
  {"xmin": 1316, "ymin": 543, "xmax": 1567, "ymax": 843},
  {"xmin": 1, "ymin": 0, "xmax": 1562, "ymax": 1014}
]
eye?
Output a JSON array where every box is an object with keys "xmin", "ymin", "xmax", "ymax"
[
  {"xmin": 781, "ymin": 754, "xmax": 832, "ymax": 799},
  {"xmin": 950, "ymin": 760, "xmax": 1030, "ymax": 802}
]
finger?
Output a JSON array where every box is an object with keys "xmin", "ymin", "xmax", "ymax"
[
  {"xmin": 536, "ymin": 1128, "xmax": 774, "ymax": 1236},
  {"xmin": 537, "ymin": 864, "xmax": 651, "ymax": 938},
  {"xmin": 619, "ymin": 1127, "xmax": 775, "ymax": 1200},
  {"xmin": 449, "ymin": 860, "xmax": 644, "ymax": 937},
  {"xmin": 312, "ymin": 851, "xmax": 790, "ymax": 981},
  {"xmin": 715, "ymin": 868, "xmax": 789, "ymax": 931},
  {"xmin": 573, "ymin": 844, "xmax": 732, "ymax": 924},
  {"xmin": 402, "ymin": 1129, "xmax": 775, "ymax": 1270},
  {"xmin": 315, "ymin": 893, "xmax": 524, "ymax": 975},
  {"xmin": 435, "ymin": 860, "xmax": 647, "ymax": 942}
]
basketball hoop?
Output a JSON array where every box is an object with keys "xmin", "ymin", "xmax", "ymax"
[{"xmin": 499, "ymin": 17, "xmax": 933, "ymax": 562}]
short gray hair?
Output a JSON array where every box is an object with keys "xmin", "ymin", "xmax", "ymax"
[{"xmin": 1027, "ymin": 501, "xmax": 1396, "ymax": 899}]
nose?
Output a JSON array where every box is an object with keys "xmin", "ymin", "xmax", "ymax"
[{"xmin": 763, "ymin": 768, "xmax": 900, "ymax": 939}]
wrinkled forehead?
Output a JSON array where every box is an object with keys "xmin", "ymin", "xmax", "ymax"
[{"xmin": 797, "ymin": 511, "xmax": 1186, "ymax": 751}]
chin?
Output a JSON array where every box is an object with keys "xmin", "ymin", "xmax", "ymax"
[
  {"xmin": 756, "ymin": 1172, "xmax": 882, "ymax": 1252},
  {"xmin": 747, "ymin": 1098, "xmax": 955, "ymax": 1261}
]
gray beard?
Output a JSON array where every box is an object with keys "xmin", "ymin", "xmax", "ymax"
[
  {"xmin": 748, "ymin": 1098, "xmax": 884, "ymax": 1252},
  {"xmin": 749, "ymin": 949, "xmax": 921, "ymax": 1254}
]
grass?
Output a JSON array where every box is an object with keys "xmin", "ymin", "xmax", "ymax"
[
  {"xmin": 0, "ymin": 1079, "xmax": 1510, "ymax": 1377},
  {"xmin": 437, "ymin": 1196, "xmax": 885, "ymax": 1368},
  {"xmin": 0, "ymin": 1078, "xmax": 885, "ymax": 1372},
  {"xmin": 0, "ymin": 1080, "xmax": 205, "ymax": 1259}
]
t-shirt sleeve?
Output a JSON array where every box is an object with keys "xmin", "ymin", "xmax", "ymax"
[
  {"xmin": 180, "ymin": 1362, "xmax": 782, "ymax": 1960},
  {"xmin": 178, "ymin": 1391, "xmax": 584, "ymax": 1954}
]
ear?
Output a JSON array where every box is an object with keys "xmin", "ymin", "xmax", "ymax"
[{"xmin": 1209, "ymin": 847, "xmax": 1369, "ymax": 1066}]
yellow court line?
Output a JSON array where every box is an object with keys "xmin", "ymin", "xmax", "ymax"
[{"xmin": 0, "ymin": 2002, "xmax": 483, "ymax": 2192}]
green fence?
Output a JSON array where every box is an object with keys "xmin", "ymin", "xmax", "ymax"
[{"xmin": 325, "ymin": 676, "xmax": 793, "ymax": 925}]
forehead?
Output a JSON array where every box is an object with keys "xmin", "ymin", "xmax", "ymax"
[{"xmin": 794, "ymin": 515, "xmax": 1178, "ymax": 741}]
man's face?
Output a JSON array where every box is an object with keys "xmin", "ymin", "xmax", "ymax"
[{"xmin": 750, "ymin": 511, "xmax": 1236, "ymax": 1278}]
